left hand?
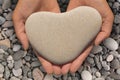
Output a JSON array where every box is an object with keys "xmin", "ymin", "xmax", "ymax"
[{"xmin": 61, "ymin": 0, "xmax": 114, "ymax": 74}]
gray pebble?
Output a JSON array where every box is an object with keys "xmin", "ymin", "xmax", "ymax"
[
  {"xmin": 31, "ymin": 61, "xmax": 41, "ymax": 68},
  {"xmin": 4, "ymin": 66, "xmax": 10, "ymax": 79},
  {"xmin": 22, "ymin": 65, "xmax": 30, "ymax": 76},
  {"xmin": 5, "ymin": 29, "xmax": 14, "ymax": 37},
  {"xmin": 44, "ymin": 74, "xmax": 54, "ymax": 80},
  {"xmin": 5, "ymin": 12, "xmax": 12, "ymax": 20},
  {"xmin": 33, "ymin": 68, "xmax": 44, "ymax": 80},
  {"xmin": 14, "ymin": 59, "xmax": 23, "ymax": 69},
  {"xmin": 10, "ymin": 76, "xmax": 20, "ymax": 80},
  {"xmin": 2, "ymin": 0, "xmax": 11, "ymax": 10},
  {"xmin": 87, "ymin": 57, "xmax": 94, "ymax": 65},
  {"xmin": 95, "ymin": 71, "xmax": 101, "ymax": 78},
  {"xmin": 94, "ymin": 55, "xmax": 102, "ymax": 70},
  {"xmin": 103, "ymin": 38, "xmax": 118, "ymax": 50},
  {"xmin": 2, "ymin": 21, "xmax": 13, "ymax": 27},
  {"xmin": 116, "ymin": 68, "xmax": 120, "ymax": 75},
  {"xmin": 13, "ymin": 50, "xmax": 25, "ymax": 61},
  {"xmin": 111, "ymin": 58, "xmax": 120, "ymax": 69},
  {"xmin": 24, "ymin": 55, "xmax": 31, "ymax": 61},
  {"xmin": 7, "ymin": 55, "xmax": 14, "ymax": 69},
  {"xmin": 0, "ymin": 16, "xmax": 5, "ymax": 25},
  {"xmin": 81, "ymin": 70, "xmax": 92, "ymax": 80},
  {"xmin": 95, "ymin": 78, "xmax": 105, "ymax": 80},
  {"xmin": 0, "ymin": 63, "xmax": 4, "ymax": 73},
  {"xmin": 114, "ymin": 14, "xmax": 120, "ymax": 23},
  {"xmin": 91, "ymin": 45, "xmax": 102, "ymax": 54},
  {"xmin": 110, "ymin": 72, "xmax": 120, "ymax": 80}
]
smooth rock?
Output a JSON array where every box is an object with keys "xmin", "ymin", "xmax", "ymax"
[
  {"xmin": 0, "ymin": 64, "xmax": 4, "ymax": 73},
  {"xmin": 12, "ymin": 44, "xmax": 21, "ymax": 52},
  {"xmin": 10, "ymin": 76, "xmax": 20, "ymax": 80},
  {"xmin": 95, "ymin": 78, "xmax": 105, "ymax": 80},
  {"xmin": 81, "ymin": 70, "xmax": 92, "ymax": 80},
  {"xmin": 44, "ymin": 74, "xmax": 54, "ymax": 80},
  {"xmin": 13, "ymin": 50, "xmax": 25, "ymax": 61},
  {"xmin": 22, "ymin": 65, "xmax": 30, "ymax": 76},
  {"xmin": 25, "ymin": 6, "xmax": 102, "ymax": 64},
  {"xmin": 0, "ymin": 16, "xmax": 5, "ymax": 25},
  {"xmin": 0, "ymin": 39, "xmax": 11, "ymax": 48},
  {"xmin": 111, "ymin": 58, "xmax": 120, "ymax": 69},
  {"xmin": 31, "ymin": 61, "xmax": 41, "ymax": 67},
  {"xmin": 95, "ymin": 71, "xmax": 101, "ymax": 78},
  {"xmin": 106, "ymin": 54, "xmax": 114, "ymax": 62},
  {"xmin": 33, "ymin": 68, "xmax": 44, "ymax": 80},
  {"xmin": 5, "ymin": 29, "xmax": 14, "ymax": 37},
  {"xmin": 14, "ymin": 59, "xmax": 23, "ymax": 69},
  {"xmin": 12, "ymin": 68, "xmax": 22, "ymax": 77},
  {"xmin": 5, "ymin": 12, "xmax": 12, "ymax": 20},
  {"xmin": 2, "ymin": 21, "xmax": 13, "ymax": 27},
  {"xmin": 4, "ymin": 66, "xmax": 10, "ymax": 79},
  {"xmin": 2, "ymin": 0, "xmax": 11, "ymax": 10},
  {"xmin": 91, "ymin": 45, "xmax": 102, "ymax": 54},
  {"xmin": 103, "ymin": 38, "xmax": 118, "ymax": 50}
]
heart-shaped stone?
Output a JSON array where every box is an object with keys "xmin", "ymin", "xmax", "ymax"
[{"xmin": 25, "ymin": 6, "xmax": 102, "ymax": 65}]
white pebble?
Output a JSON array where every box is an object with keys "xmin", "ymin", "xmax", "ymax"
[
  {"xmin": 95, "ymin": 71, "xmax": 101, "ymax": 78},
  {"xmin": 81, "ymin": 70, "xmax": 92, "ymax": 80},
  {"xmin": 13, "ymin": 44, "xmax": 21, "ymax": 51},
  {"xmin": 106, "ymin": 54, "xmax": 114, "ymax": 62},
  {"xmin": 103, "ymin": 38, "xmax": 118, "ymax": 50},
  {"xmin": 12, "ymin": 68, "xmax": 22, "ymax": 77}
]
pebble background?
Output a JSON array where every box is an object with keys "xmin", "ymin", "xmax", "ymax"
[{"xmin": 0, "ymin": 0, "xmax": 120, "ymax": 80}]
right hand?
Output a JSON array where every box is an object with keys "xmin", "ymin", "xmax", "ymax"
[{"xmin": 13, "ymin": 0, "xmax": 62, "ymax": 74}]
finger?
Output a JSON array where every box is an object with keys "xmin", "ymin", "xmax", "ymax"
[
  {"xmin": 95, "ymin": 13, "xmax": 114, "ymax": 45},
  {"xmin": 53, "ymin": 65, "xmax": 61, "ymax": 75},
  {"xmin": 13, "ymin": 14, "xmax": 29, "ymax": 50},
  {"xmin": 34, "ymin": 51, "xmax": 53, "ymax": 74},
  {"xmin": 62, "ymin": 63, "xmax": 71, "ymax": 75},
  {"xmin": 70, "ymin": 45, "xmax": 93, "ymax": 73}
]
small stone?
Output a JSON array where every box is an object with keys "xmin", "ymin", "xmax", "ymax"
[
  {"xmin": 106, "ymin": 54, "xmax": 114, "ymax": 62},
  {"xmin": 81, "ymin": 70, "xmax": 92, "ymax": 80},
  {"xmin": 13, "ymin": 44, "xmax": 21, "ymax": 52},
  {"xmin": 4, "ymin": 66, "xmax": 10, "ymax": 79},
  {"xmin": 0, "ymin": 39, "xmax": 11, "ymax": 48},
  {"xmin": 0, "ymin": 64, "xmax": 4, "ymax": 73},
  {"xmin": 95, "ymin": 71, "xmax": 101, "ymax": 78},
  {"xmin": 5, "ymin": 12, "xmax": 12, "ymax": 20},
  {"xmin": 110, "ymin": 72, "xmax": 120, "ymax": 80},
  {"xmin": 24, "ymin": 55, "xmax": 31, "ymax": 61},
  {"xmin": 0, "ymin": 16, "xmax": 5, "ymax": 25},
  {"xmin": 33, "ymin": 68, "xmax": 44, "ymax": 80},
  {"xmin": 114, "ymin": 14, "xmax": 120, "ymax": 23},
  {"xmin": 111, "ymin": 58, "xmax": 120, "ymax": 69},
  {"xmin": 27, "ymin": 71, "xmax": 32, "ymax": 78},
  {"xmin": 44, "ymin": 74, "xmax": 54, "ymax": 80},
  {"xmin": 40, "ymin": 66, "xmax": 46, "ymax": 73},
  {"xmin": 94, "ymin": 55, "xmax": 102, "ymax": 70},
  {"xmin": 116, "ymin": 68, "xmax": 120, "ymax": 75},
  {"xmin": 12, "ymin": 68, "xmax": 22, "ymax": 77},
  {"xmin": 110, "ymin": 51, "xmax": 120, "ymax": 58},
  {"xmin": 103, "ymin": 38, "xmax": 118, "ymax": 50},
  {"xmin": 2, "ymin": 21, "xmax": 13, "ymax": 27},
  {"xmin": 31, "ymin": 61, "xmax": 41, "ymax": 67},
  {"xmin": 10, "ymin": 76, "xmax": 20, "ymax": 80},
  {"xmin": 5, "ymin": 29, "xmax": 14, "ymax": 37},
  {"xmin": 91, "ymin": 45, "xmax": 102, "ymax": 54},
  {"xmin": 0, "ymin": 33, "xmax": 4, "ymax": 40},
  {"xmin": 63, "ymin": 74, "xmax": 68, "ymax": 80},
  {"xmin": 2, "ymin": 0, "xmax": 11, "ymax": 10},
  {"xmin": 86, "ymin": 57, "xmax": 94, "ymax": 65},
  {"xmin": 22, "ymin": 65, "xmax": 30, "ymax": 76},
  {"xmin": 95, "ymin": 78, "xmax": 105, "ymax": 80},
  {"xmin": 13, "ymin": 50, "xmax": 25, "ymax": 61},
  {"xmin": 14, "ymin": 59, "xmax": 23, "ymax": 69}
]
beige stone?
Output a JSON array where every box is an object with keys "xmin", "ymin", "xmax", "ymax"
[{"xmin": 25, "ymin": 6, "xmax": 102, "ymax": 65}]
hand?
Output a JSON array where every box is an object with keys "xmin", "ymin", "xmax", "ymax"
[
  {"xmin": 61, "ymin": 0, "xmax": 114, "ymax": 74},
  {"xmin": 13, "ymin": 0, "xmax": 62, "ymax": 74}
]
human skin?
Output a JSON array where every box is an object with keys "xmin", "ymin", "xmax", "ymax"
[{"xmin": 13, "ymin": 0, "xmax": 114, "ymax": 75}]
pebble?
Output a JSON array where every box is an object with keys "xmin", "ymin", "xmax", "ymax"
[
  {"xmin": 13, "ymin": 50, "xmax": 25, "ymax": 61},
  {"xmin": 2, "ymin": 21, "xmax": 13, "ymax": 27},
  {"xmin": 10, "ymin": 76, "xmax": 20, "ymax": 80},
  {"xmin": 22, "ymin": 65, "xmax": 30, "ymax": 76},
  {"xmin": 86, "ymin": 57, "xmax": 94, "ymax": 65},
  {"xmin": 24, "ymin": 55, "xmax": 31, "ymax": 61},
  {"xmin": 31, "ymin": 61, "xmax": 41, "ymax": 68},
  {"xmin": 33, "ymin": 68, "xmax": 44, "ymax": 80},
  {"xmin": 103, "ymin": 38, "xmax": 118, "ymax": 50},
  {"xmin": 14, "ymin": 59, "xmax": 23, "ymax": 69},
  {"xmin": 5, "ymin": 12, "xmax": 12, "ymax": 20},
  {"xmin": 44, "ymin": 74, "xmax": 54, "ymax": 80},
  {"xmin": 81, "ymin": 70, "xmax": 92, "ymax": 80},
  {"xmin": 95, "ymin": 71, "xmax": 101, "ymax": 78},
  {"xmin": 0, "ymin": 63, "xmax": 4, "ymax": 73},
  {"xmin": 94, "ymin": 55, "xmax": 102, "ymax": 70},
  {"xmin": 116, "ymin": 68, "xmax": 120, "ymax": 75},
  {"xmin": 5, "ymin": 29, "xmax": 14, "ymax": 37},
  {"xmin": 2, "ymin": 0, "xmax": 11, "ymax": 10},
  {"xmin": 95, "ymin": 78, "xmax": 105, "ymax": 80},
  {"xmin": 111, "ymin": 58, "xmax": 120, "ymax": 69},
  {"xmin": 114, "ymin": 14, "xmax": 120, "ymax": 23},
  {"xmin": 109, "ymin": 51, "xmax": 120, "ymax": 58},
  {"xmin": 106, "ymin": 54, "xmax": 114, "ymax": 62},
  {"xmin": 4, "ymin": 66, "xmax": 10, "ymax": 79},
  {"xmin": 12, "ymin": 44, "xmax": 21, "ymax": 52},
  {"xmin": 91, "ymin": 45, "xmax": 103, "ymax": 54},
  {"xmin": 12, "ymin": 68, "xmax": 22, "ymax": 77},
  {"xmin": 0, "ymin": 16, "xmax": 5, "ymax": 25},
  {"xmin": 0, "ymin": 39, "xmax": 11, "ymax": 48}
]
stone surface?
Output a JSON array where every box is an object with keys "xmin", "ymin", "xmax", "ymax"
[
  {"xmin": 0, "ymin": 39, "xmax": 11, "ymax": 48},
  {"xmin": 33, "ymin": 68, "xmax": 44, "ymax": 80},
  {"xmin": 81, "ymin": 70, "xmax": 92, "ymax": 80},
  {"xmin": 106, "ymin": 54, "xmax": 114, "ymax": 62},
  {"xmin": 2, "ymin": 0, "xmax": 11, "ymax": 10},
  {"xmin": 25, "ymin": 6, "xmax": 102, "ymax": 64},
  {"xmin": 103, "ymin": 38, "xmax": 118, "ymax": 50},
  {"xmin": 44, "ymin": 74, "xmax": 54, "ymax": 80},
  {"xmin": 0, "ymin": 63, "xmax": 4, "ymax": 73},
  {"xmin": 91, "ymin": 45, "xmax": 102, "ymax": 54},
  {"xmin": 12, "ymin": 68, "xmax": 22, "ymax": 77},
  {"xmin": 2, "ymin": 21, "xmax": 13, "ymax": 27},
  {"xmin": 0, "ymin": 16, "xmax": 5, "ymax": 25}
]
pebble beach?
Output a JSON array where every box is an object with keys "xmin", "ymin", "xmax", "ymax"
[{"xmin": 0, "ymin": 0, "xmax": 120, "ymax": 80}]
